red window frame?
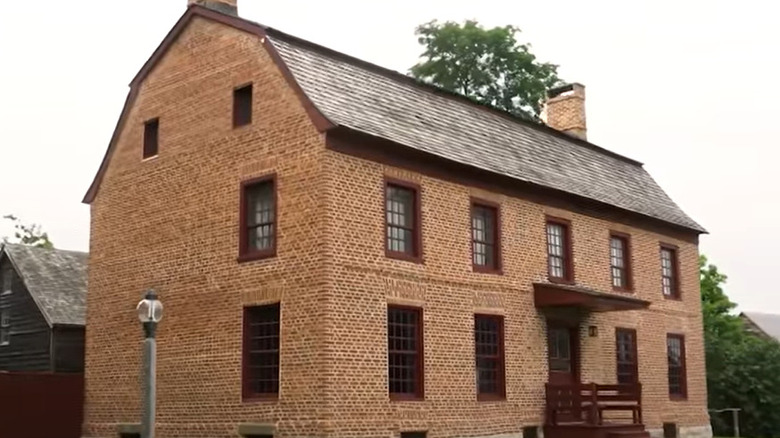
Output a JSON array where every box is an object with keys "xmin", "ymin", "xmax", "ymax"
[
  {"xmin": 387, "ymin": 305, "xmax": 424, "ymax": 400},
  {"xmin": 666, "ymin": 334, "xmax": 687, "ymax": 400},
  {"xmin": 242, "ymin": 303, "xmax": 280, "ymax": 401},
  {"xmin": 546, "ymin": 217, "xmax": 574, "ymax": 284},
  {"xmin": 615, "ymin": 328, "xmax": 638, "ymax": 384},
  {"xmin": 471, "ymin": 199, "xmax": 502, "ymax": 274},
  {"xmin": 233, "ymin": 83, "xmax": 253, "ymax": 128},
  {"xmin": 610, "ymin": 232, "xmax": 633, "ymax": 292},
  {"xmin": 475, "ymin": 314, "xmax": 506, "ymax": 400},
  {"xmin": 239, "ymin": 174, "xmax": 277, "ymax": 262},
  {"xmin": 384, "ymin": 178, "xmax": 423, "ymax": 263},
  {"xmin": 143, "ymin": 118, "xmax": 159, "ymax": 159},
  {"xmin": 660, "ymin": 244, "xmax": 681, "ymax": 299}
]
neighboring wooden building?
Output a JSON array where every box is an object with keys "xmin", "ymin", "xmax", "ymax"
[
  {"xmin": 81, "ymin": 2, "xmax": 711, "ymax": 438},
  {"xmin": 741, "ymin": 312, "xmax": 780, "ymax": 342},
  {"xmin": 0, "ymin": 244, "xmax": 87, "ymax": 372}
]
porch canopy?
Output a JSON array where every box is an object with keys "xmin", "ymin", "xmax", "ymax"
[{"xmin": 533, "ymin": 282, "xmax": 650, "ymax": 312}]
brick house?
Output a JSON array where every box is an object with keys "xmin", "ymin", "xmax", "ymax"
[{"xmin": 81, "ymin": 1, "xmax": 711, "ymax": 438}]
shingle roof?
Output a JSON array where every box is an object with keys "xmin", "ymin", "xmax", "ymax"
[
  {"xmin": 266, "ymin": 30, "xmax": 704, "ymax": 233},
  {"xmin": 742, "ymin": 312, "xmax": 780, "ymax": 342},
  {"xmin": 1, "ymin": 244, "xmax": 87, "ymax": 327}
]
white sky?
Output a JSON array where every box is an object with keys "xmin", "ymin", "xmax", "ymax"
[{"xmin": 0, "ymin": 0, "xmax": 776, "ymax": 312}]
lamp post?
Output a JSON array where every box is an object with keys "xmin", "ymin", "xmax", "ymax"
[{"xmin": 136, "ymin": 290, "xmax": 163, "ymax": 438}]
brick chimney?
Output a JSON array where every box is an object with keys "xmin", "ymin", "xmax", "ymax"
[
  {"xmin": 545, "ymin": 83, "xmax": 587, "ymax": 141},
  {"xmin": 188, "ymin": 0, "xmax": 238, "ymax": 15}
]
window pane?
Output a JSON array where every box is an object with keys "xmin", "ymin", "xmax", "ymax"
[
  {"xmin": 546, "ymin": 223, "xmax": 568, "ymax": 279},
  {"xmin": 472, "ymin": 205, "xmax": 497, "ymax": 269},
  {"xmin": 244, "ymin": 304, "xmax": 280, "ymax": 396},
  {"xmin": 616, "ymin": 329, "xmax": 637, "ymax": 384},
  {"xmin": 388, "ymin": 306, "xmax": 422, "ymax": 397},
  {"xmin": 245, "ymin": 181, "xmax": 275, "ymax": 252},
  {"xmin": 667, "ymin": 335, "xmax": 685, "ymax": 396},
  {"xmin": 661, "ymin": 248, "xmax": 676, "ymax": 296},
  {"xmin": 386, "ymin": 185, "xmax": 416, "ymax": 256},
  {"xmin": 475, "ymin": 315, "xmax": 504, "ymax": 396},
  {"xmin": 610, "ymin": 236, "xmax": 627, "ymax": 288}
]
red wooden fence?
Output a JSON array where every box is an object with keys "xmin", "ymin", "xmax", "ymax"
[{"xmin": 0, "ymin": 372, "xmax": 84, "ymax": 438}]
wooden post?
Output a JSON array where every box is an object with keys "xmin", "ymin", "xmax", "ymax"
[{"xmin": 590, "ymin": 383, "xmax": 599, "ymax": 425}]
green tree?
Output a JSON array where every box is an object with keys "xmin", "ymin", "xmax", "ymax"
[
  {"xmin": 411, "ymin": 20, "xmax": 562, "ymax": 120},
  {"xmin": 701, "ymin": 255, "xmax": 780, "ymax": 437},
  {"xmin": 2, "ymin": 214, "xmax": 54, "ymax": 249}
]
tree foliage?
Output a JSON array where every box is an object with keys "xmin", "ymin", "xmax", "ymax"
[
  {"xmin": 701, "ymin": 255, "xmax": 780, "ymax": 437},
  {"xmin": 410, "ymin": 20, "xmax": 561, "ymax": 120},
  {"xmin": 1, "ymin": 215, "xmax": 54, "ymax": 249}
]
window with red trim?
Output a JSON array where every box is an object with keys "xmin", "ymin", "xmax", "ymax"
[
  {"xmin": 546, "ymin": 219, "xmax": 572, "ymax": 282},
  {"xmin": 667, "ymin": 334, "xmax": 687, "ymax": 398},
  {"xmin": 610, "ymin": 234, "xmax": 632, "ymax": 290},
  {"xmin": 616, "ymin": 328, "xmax": 638, "ymax": 384},
  {"xmin": 388, "ymin": 306, "xmax": 423, "ymax": 399},
  {"xmin": 475, "ymin": 314, "xmax": 505, "ymax": 399},
  {"xmin": 242, "ymin": 304, "xmax": 280, "ymax": 400},
  {"xmin": 661, "ymin": 246, "xmax": 679, "ymax": 298},
  {"xmin": 239, "ymin": 176, "xmax": 276, "ymax": 261},
  {"xmin": 385, "ymin": 181, "xmax": 421, "ymax": 261},
  {"xmin": 143, "ymin": 118, "xmax": 159, "ymax": 159},
  {"xmin": 471, "ymin": 201, "xmax": 500, "ymax": 272}
]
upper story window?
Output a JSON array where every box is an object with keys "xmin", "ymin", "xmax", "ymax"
[
  {"xmin": 2, "ymin": 267, "xmax": 11, "ymax": 295},
  {"xmin": 242, "ymin": 303, "xmax": 280, "ymax": 400},
  {"xmin": 143, "ymin": 118, "xmax": 159, "ymax": 159},
  {"xmin": 475, "ymin": 314, "xmax": 505, "ymax": 400},
  {"xmin": 610, "ymin": 233, "xmax": 632, "ymax": 291},
  {"xmin": 661, "ymin": 245, "xmax": 680, "ymax": 299},
  {"xmin": 234, "ymin": 84, "xmax": 253, "ymax": 128},
  {"xmin": 385, "ymin": 180, "xmax": 421, "ymax": 262},
  {"xmin": 667, "ymin": 334, "xmax": 687, "ymax": 399},
  {"xmin": 546, "ymin": 218, "xmax": 573, "ymax": 283},
  {"xmin": 388, "ymin": 305, "xmax": 424, "ymax": 400},
  {"xmin": 239, "ymin": 175, "xmax": 276, "ymax": 261},
  {"xmin": 0, "ymin": 309, "xmax": 10, "ymax": 346},
  {"xmin": 471, "ymin": 200, "xmax": 501, "ymax": 273}
]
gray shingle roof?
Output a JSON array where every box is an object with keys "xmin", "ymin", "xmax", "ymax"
[
  {"xmin": 742, "ymin": 312, "xmax": 780, "ymax": 342},
  {"xmin": 267, "ymin": 30, "xmax": 704, "ymax": 233},
  {"xmin": 1, "ymin": 244, "xmax": 87, "ymax": 326}
]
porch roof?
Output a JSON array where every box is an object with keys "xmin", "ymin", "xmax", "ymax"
[{"xmin": 533, "ymin": 282, "xmax": 650, "ymax": 312}]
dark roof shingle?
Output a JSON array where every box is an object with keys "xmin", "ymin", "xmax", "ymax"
[
  {"xmin": 1, "ymin": 244, "xmax": 87, "ymax": 326},
  {"xmin": 267, "ymin": 30, "xmax": 704, "ymax": 233}
]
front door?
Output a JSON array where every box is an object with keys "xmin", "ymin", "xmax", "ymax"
[{"xmin": 547, "ymin": 323, "xmax": 578, "ymax": 385}]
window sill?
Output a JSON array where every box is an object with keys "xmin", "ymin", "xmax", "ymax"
[
  {"xmin": 242, "ymin": 393, "xmax": 279, "ymax": 403},
  {"xmin": 663, "ymin": 294, "xmax": 683, "ymax": 301},
  {"xmin": 477, "ymin": 393, "xmax": 506, "ymax": 402},
  {"xmin": 386, "ymin": 251, "xmax": 424, "ymax": 264},
  {"xmin": 548, "ymin": 276, "xmax": 575, "ymax": 285},
  {"xmin": 390, "ymin": 393, "xmax": 425, "ymax": 402},
  {"xmin": 612, "ymin": 286, "xmax": 634, "ymax": 293},
  {"xmin": 669, "ymin": 394, "xmax": 688, "ymax": 401},
  {"xmin": 141, "ymin": 154, "xmax": 159, "ymax": 162},
  {"xmin": 473, "ymin": 265, "xmax": 503, "ymax": 275},
  {"xmin": 237, "ymin": 250, "xmax": 276, "ymax": 263}
]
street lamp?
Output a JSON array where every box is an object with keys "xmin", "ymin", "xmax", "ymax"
[{"xmin": 136, "ymin": 290, "xmax": 163, "ymax": 438}]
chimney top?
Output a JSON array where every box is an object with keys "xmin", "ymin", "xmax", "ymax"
[
  {"xmin": 544, "ymin": 83, "xmax": 587, "ymax": 141},
  {"xmin": 188, "ymin": 0, "xmax": 238, "ymax": 15}
]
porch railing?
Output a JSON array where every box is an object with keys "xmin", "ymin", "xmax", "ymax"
[{"xmin": 545, "ymin": 383, "xmax": 642, "ymax": 426}]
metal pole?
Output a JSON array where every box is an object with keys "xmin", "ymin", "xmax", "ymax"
[
  {"xmin": 733, "ymin": 409, "xmax": 740, "ymax": 438},
  {"xmin": 142, "ymin": 322, "xmax": 157, "ymax": 438}
]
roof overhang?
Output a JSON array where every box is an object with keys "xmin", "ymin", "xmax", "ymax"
[{"xmin": 533, "ymin": 282, "xmax": 650, "ymax": 312}]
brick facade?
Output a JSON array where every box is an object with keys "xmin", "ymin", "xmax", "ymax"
[{"xmin": 83, "ymin": 10, "xmax": 710, "ymax": 438}]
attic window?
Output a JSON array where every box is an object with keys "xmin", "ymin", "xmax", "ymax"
[
  {"xmin": 143, "ymin": 118, "xmax": 159, "ymax": 159},
  {"xmin": 234, "ymin": 84, "xmax": 253, "ymax": 127},
  {"xmin": 2, "ymin": 267, "xmax": 11, "ymax": 295},
  {"xmin": 0, "ymin": 310, "xmax": 10, "ymax": 346}
]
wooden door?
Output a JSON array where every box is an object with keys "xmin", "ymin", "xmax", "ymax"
[{"xmin": 547, "ymin": 323, "xmax": 578, "ymax": 385}]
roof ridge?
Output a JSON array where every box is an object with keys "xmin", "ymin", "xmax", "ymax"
[{"xmin": 263, "ymin": 26, "xmax": 644, "ymax": 168}]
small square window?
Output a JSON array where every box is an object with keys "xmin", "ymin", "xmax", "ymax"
[
  {"xmin": 234, "ymin": 84, "xmax": 253, "ymax": 127},
  {"xmin": 143, "ymin": 118, "xmax": 159, "ymax": 159}
]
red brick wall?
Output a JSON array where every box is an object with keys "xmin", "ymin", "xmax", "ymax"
[{"xmin": 84, "ymin": 13, "xmax": 709, "ymax": 438}]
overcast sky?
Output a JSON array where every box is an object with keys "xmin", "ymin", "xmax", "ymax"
[{"xmin": 0, "ymin": 0, "xmax": 776, "ymax": 312}]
